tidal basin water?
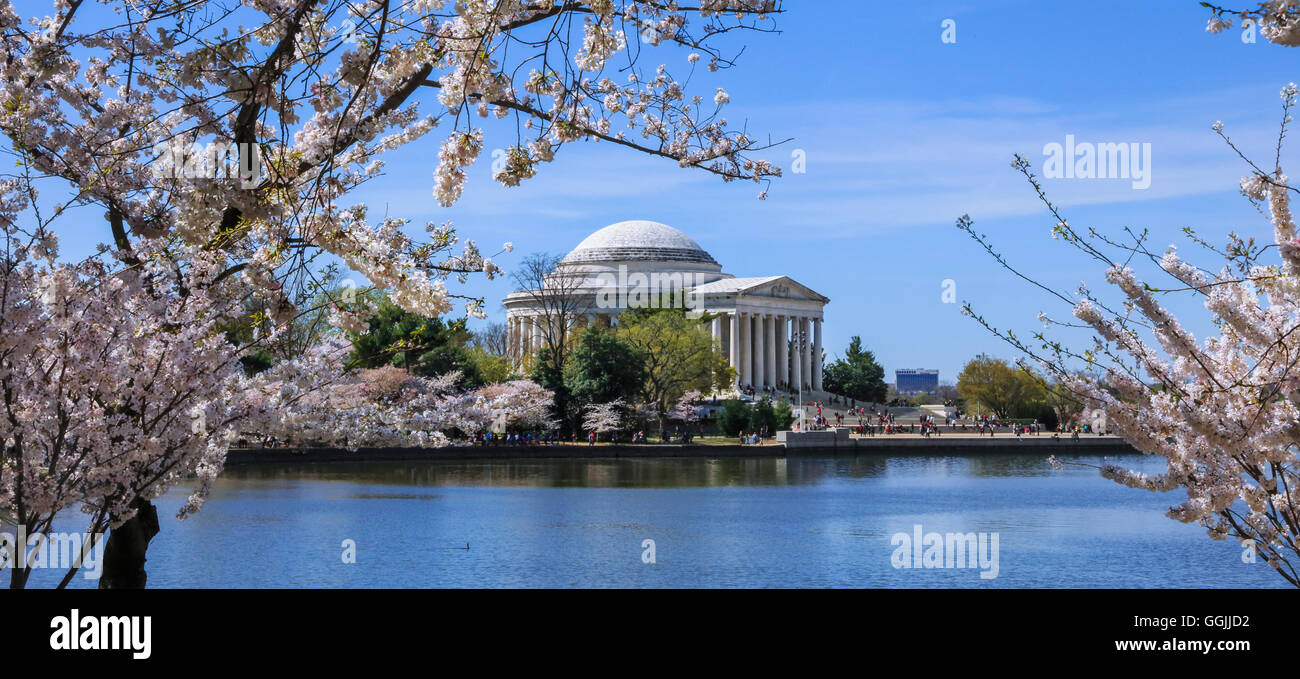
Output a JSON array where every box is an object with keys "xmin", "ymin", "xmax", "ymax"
[{"xmin": 62, "ymin": 452, "xmax": 1287, "ymax": 587}]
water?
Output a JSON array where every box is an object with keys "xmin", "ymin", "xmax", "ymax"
[{"xmin": 34, "ymin": 452, "xmax": 1287, "ymax": 588}]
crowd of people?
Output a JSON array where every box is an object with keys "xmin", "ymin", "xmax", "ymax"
[
  {"xmin": 473, "ymin": 425, "xmax": 701, "ymax": 447},
  {"xmin": 470, "ymin": 405, "xmax": 1105, "ymax": 448}
]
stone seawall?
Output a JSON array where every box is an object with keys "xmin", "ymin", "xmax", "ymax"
[
  {"xmin": 778, "ymin": 428, "xmax": 1135, "ymax": 454},
  {"xmin": 225, "ymin": 435, "xmax": 1138, "ymax": 465}
]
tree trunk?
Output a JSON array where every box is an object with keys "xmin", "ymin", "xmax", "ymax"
[
  {"xmin": 98, "ymin": 498, "xmax": 160, "ymax": 589},
  {"xmin": 10, "ymin": 561, "xmax": 29, "ymax": 589}
]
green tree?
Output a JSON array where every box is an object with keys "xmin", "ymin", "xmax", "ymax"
[
  {"xmin": 717, "ymin": 398, "xmax": 751, "ymax": 436},
  {"xmin": 415, "ymin": 344, "xmax": 483, "ymax": 388},
  {"xmin": 349, "ymin": 297, "xmax": 481, "ymax": 387},
  {"xmin": 564, "ymin": 326, "xmax": 646, "ymax": 406},
  {"xmin": 748, "ymin": 397, "xmax": 777, "ymax": 434},
  {"xmin": 773, "ymin": 398, "xmax": 795, "ymax": 430},
  {"xmin": 822, "ymin": 336, "xmax": 888, "ymax": 403},
  {"xmin": 465, "ymin": 345, "xmax": 515, "ymax": 384},
  {"xmin": 618, "ymin": 308, "xmax": 719, "ymax": 432},
  {"xmin": 956, "ymin": 354, "xmax": 1048, "ymax": 418},
  {"xmin": 530, "ymin": 345, "xmax": 573, "ymax": 433}
]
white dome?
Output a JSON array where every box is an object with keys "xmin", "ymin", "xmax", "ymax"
[{"xmin": 561, "ymin": 220, "xmax": 717, "ymax": 265}]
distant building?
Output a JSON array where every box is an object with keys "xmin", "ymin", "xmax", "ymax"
[{"xmin": 895, "ymin": 369, "xmax": 939, "ymax": 394}]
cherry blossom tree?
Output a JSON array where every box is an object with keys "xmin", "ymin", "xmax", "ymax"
[
  {"xmin": 954, "ymin": 4, "xmax": 1300, "ymax": 588},
  {"xmin": 582, "ymin": 399, "xmax": 625, "ymax": 440},
  {"xmin": 0, "ymin": 233, "xmax": 249, "ymax": 588},
  {"xmin": 670, "ymin": 389, "xmax": 701, "ymax": 423},
  {"xmin": 1204, "ymin": 2, "xmax": 1300, "ymax": 44},
  {"xmin": 242, "ymin": 356, "xmax": 554, "ymax": 447},
  {"xmin": 0, "ymin": 0, "xmax": 786, "ymax": 588},
  {"xmin": 0, "ymin": 259, "xmax": 552, "ymax": 589}
]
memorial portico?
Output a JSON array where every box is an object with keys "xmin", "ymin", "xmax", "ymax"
[{"xmin": 688, "ymin": 277, "xmax": 828, "ymax": 392}]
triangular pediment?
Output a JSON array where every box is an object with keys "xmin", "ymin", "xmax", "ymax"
[
  {"xmin": 742, "ymin": 276, "xmax": 828, "ymax": 303},
  {"xmin": 689, "ymin": 275, "xmax": 829, "ymax": 304}
]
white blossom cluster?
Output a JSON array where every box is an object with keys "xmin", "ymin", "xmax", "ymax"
[
  {"xmin": 241, "ymin": 354, "xmax": 554, "ymax": 450},
  {"xmin": 1206, "ymin": 2, "xmax": 1300, "ymax": 46},
  {"xmin": 0, "ymin": 226, "xmax": 548, "ymax": 586},
  {"xmin": 0, "ymin": 0, "xmax": 782, "ymax": 343},
  {"xmin": 1045, "ymin": 112, "xmax": 1300, "ymax": 582}
]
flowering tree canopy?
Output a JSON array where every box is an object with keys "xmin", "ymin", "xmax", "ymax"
[
  {"xmin": 670, "ymin": 390, "xmax": 701, "ymax": 423},
  {"xmin": 0, "ymin": 0, "xmax": 783, "ymax": 588},
  {"xmin": 583, "ymin": 398, "xmax": 624, "ymax": 436},
  {"xmin": 954, "ymin": 6, "xmax": 1300, "ymax": 588},
  {"xmin": 0, "ymin": 0, "xmax": 784, "ymax": 321}
]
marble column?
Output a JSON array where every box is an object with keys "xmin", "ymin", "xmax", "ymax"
[
  {"xmin": 511, "ymin": 316, "xmax": 520, "ymax": 362},
  {"xmin": 785, "ymin": 316, "xmax": 795, "ymax": 392},
  {"xmin": 712, "ymin": 315, "xmax": 723, "ymax": 353},
  {"xmin": 800, "ymin": 317, "xmax": 812, "ymax": 390},
  {"xmin": 721, "ymin": 315, "xmax": 731, "ymax": 362},
  {"xmin": 729, "ymin": 312, "xmax": 740, "ymax": 388},
  {"xmin": 776, "ymin": 315, "xmax": 788, "ymax": 389},
  {"xmin": 759, "ymin": 312, "xmax": 769, "ymax": 385},
  {"xmin": 753, "ymin": 313, "xmax": 766, "ymax": 390},
  {"xmin": 813, "ymin": 318, "xmax": 823, "ymax": 392},
  {"xmin": 518, "ymin": 316, "xmax": 527, "ymax": 359},
  {"xmin": 739, "ymin": 311, "xmax": 751, "ymax": 387}
]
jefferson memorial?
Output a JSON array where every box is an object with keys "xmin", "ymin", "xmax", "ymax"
[{"xmin": 504, "ymin": 220, "xmax": 830, "ymax": 393}]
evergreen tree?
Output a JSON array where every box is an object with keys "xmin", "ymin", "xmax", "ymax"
[
  {"xmin": 822, "ymin": 336, "xmax": 888, "ymax": 403},
  {"xmin": 349, "ymin": 298, "xmax": 481, "ymax": 387},
  {"xmin": 564, "ymin": 326, "xmax": 646, "ymax": 406},
  {"xmin": 717, "ymin": 398, "xmax": 751, "ymax": 436}
]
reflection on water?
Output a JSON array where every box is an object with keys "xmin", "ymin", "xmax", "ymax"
[
  {"xmin": 225, "ymin": 456, "xmax": 819, "ymax": 488},
  {"xmin": 35, "ymin": 452, "xmax": 1287, "ymax": 589},
  {"xmin": 219, "ymin": 452, "xmax": 1064, "ymax": 489}
]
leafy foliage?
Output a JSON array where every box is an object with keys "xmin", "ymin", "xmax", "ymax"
[
  {"xmin": 748, "ymin": 397, "xmax": 777, "ymax": 433},
  {"xmin": 955, "ymin": 354, "xmax": 1049, "ymax": 419},
  {"xmin": 565, "ymin": 326, "xmax": 647, "ymax": 406},
  {"xmin": 717, "ymin": 398, "xmax": 752, "ymax": 436},
  {"xmin": 822, "ymin": 336, "xmax": 888, "ymax": 402},
  {"xmin": 617, "ymin": 308, "xmax": 719, "ymax": 430},
  {"xmin": 773, "ymin": 398, "xmax": 796, "ymax": 430},
  {"xmin": 348, "ymin": 298, "xmax": 481, "ymax": 388}
]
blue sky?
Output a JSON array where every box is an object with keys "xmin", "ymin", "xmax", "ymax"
[
  {"xmin": 39, "ymin": 1, "xmax": 1300, "ymax": 382},
  {"xmin": 377, "ymin": 0, "xmax": 1300, "ymax": 382}
]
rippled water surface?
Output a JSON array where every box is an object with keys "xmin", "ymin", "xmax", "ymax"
[{"xmin": 43, "ymin": 452, "xmax": 1286, "ymax": 588}]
